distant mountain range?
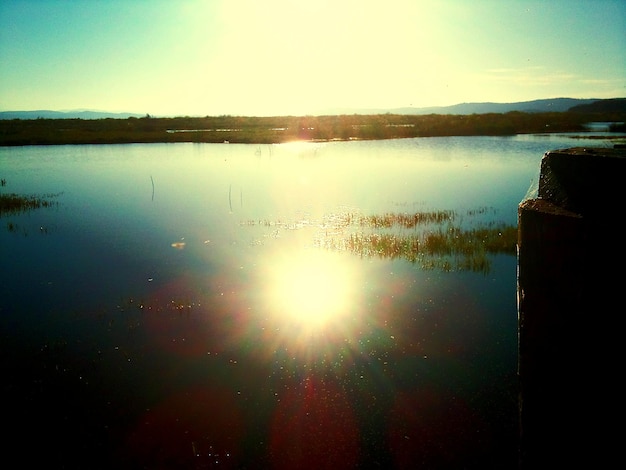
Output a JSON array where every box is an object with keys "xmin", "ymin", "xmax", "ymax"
[
  {"xmin": 0, "ymin": 109, "xmax": 144, "ymax": 120},
  {"xmin": 326, "ymin": 98, "xmax": 618, "ymax": 115},
  {"xmin": 1, "ymin": 98, "xmax": 624, "ymax": 119},
  {"xmin": 390, "ymin": 98, "xmax": 601, "ymax": 115}
]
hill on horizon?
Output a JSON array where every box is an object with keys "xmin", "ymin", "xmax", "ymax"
[
  {"xmin": 330, "ymin": 97, "xmax": 605, "ymax": 116},
  {"xmin": 1, "ymin": 98, "xmax": 624, "ymax": 119},
  {"xmin": 0, "ymin": 109, "xmax": 144, "ymax": 120}
]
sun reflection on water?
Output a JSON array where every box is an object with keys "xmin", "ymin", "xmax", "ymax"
[
  {"xmin": 260, "ymin": 248, "xmax": 364, "ymax": 358},
  {"xmin": 269, "ymin": 251, "xmax": 352, "ymax": 326}
]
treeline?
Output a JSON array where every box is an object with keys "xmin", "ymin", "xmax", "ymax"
[{"xmin": 1, "ymin": 110, "xmax": 624, "ymax": 146}]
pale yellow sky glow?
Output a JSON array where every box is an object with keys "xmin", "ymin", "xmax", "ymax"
[{"xmin": 0, "ymin": 0, "xmax": 624, "ymax": 116}]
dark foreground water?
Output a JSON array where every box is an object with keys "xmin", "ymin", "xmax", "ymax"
[{"xmin": 0, "ymin": 134, "xmax": 619, "ymax": 468}]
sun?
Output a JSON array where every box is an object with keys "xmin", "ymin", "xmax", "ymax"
[{"xmin": 264, "ymin": 249, "xmax": 357, "ymax": 335}]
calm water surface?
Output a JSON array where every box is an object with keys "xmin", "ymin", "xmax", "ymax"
[{"xmin": 0, "ymin": 134, "xmax": 617, "ymax": 468}]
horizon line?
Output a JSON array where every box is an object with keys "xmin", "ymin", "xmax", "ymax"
[{"xmin": 2, "ymin": 96, "xmax": 624, "ymax": 119}]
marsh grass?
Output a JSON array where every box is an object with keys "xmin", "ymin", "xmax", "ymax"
[
  {"xmin": 358, "ymin": 209, "xmax": 456, "ymax": 228},
  {"xmin": 1, "ymin": 183, "xmax": 62, "ymax": 234},
  {"xmin": 0, "ymin": 192, "xmax": 61, "ymax": 217},
  {"xmin": 247, "ymin": 208, "xmax": 517, "ymax": 273}
]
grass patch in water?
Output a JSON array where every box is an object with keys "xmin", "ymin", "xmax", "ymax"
[
  {"xmin": 358, "ymin": 210, "xmax": 456, "ymax": 228},
  {"xmin": 246, "ymin": 208, "xmax": 518, "ymax": 273},
  {"xmin": 320, "ymin": 224, "xmax": 516, "ymax": 273},
  {"xmin": 0, "ymin": 192, "xmax": 61, "ymax": 217},
  {"xmin": 1, "ymin": 181, "xmax": 62, "ymax": 234}
]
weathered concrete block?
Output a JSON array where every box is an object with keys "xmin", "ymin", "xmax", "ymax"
[
  {"xmin": 539, "ymin": 146, "xmax": 626, "ymax": 217},
  {"xmin": 518, "ymin": 146, "xmax": 625, "ymax": 469}
]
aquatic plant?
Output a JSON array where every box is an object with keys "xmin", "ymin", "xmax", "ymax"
[
  {"xmin": 1, "ymin": 182, "xmax": 62, "ymax": 234},
  {"xmin": 246, "ymin": 208, "xmax": 517, "ymax": 273},
  {"xmin": 358, "ymin": 210, "xmax": 456, "ymax": 229},
  {"xmin": 321, "ymin": 224, "xmax": 516, "ymax": 273},
  {"xmin": 0, "ymin": 192, "xmax": 61, "ymax": 217}
]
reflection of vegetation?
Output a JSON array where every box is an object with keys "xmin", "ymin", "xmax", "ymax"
[
  {"xmin": 246, "ymin": 208, "xmax": 517, "ymax": 273},
  {"xmin": 2, "ymin": 110, "xmax": 624, "ymax": 145}
]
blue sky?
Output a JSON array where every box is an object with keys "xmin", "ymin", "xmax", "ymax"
[{"xmin": 1, "ymin": 0, "xmax": 624, "ymax": 116}]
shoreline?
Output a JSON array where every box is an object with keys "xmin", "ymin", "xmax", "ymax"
[{"xmin": 2, "ymin": 111, "xmax": 624, "ymax": 147}]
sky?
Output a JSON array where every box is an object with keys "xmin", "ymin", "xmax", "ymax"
[{"xmin": 0, "ymin": 0, "xmax": 624, "ymax": 117}]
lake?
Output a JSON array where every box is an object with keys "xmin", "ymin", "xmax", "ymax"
[{"xmin": 0, "ymin": 133, "xmax": 619, "ymax": 468}]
